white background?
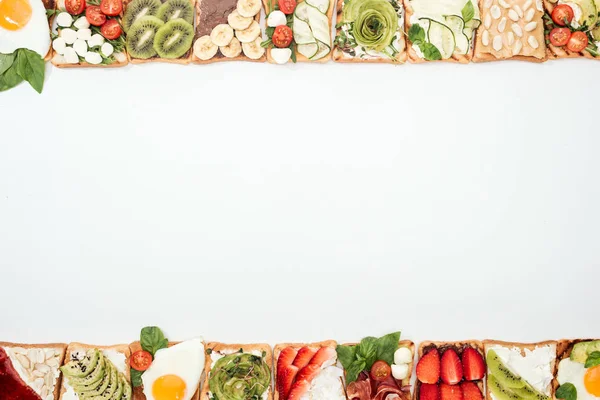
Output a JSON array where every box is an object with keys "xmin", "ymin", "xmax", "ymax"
[{"xmin": 0, "ymin": 59, "xmax": 599, "ymax": 348}]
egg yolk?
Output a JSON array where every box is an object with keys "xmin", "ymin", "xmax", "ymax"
[
  {"xmin": 585, "ymin": 366, "xmax": 600, "ymax": 397},
  {"xmin": 0, "ymin": 0, "xmax": 32, "ymax": 30},
  {"xmin": 152, "ymin": 374, "xmax": 187, "ymax": 400}
]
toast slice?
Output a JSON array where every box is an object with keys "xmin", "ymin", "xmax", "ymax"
[
  {"xmin": 332, "ymin": 0, "xmax": 408, "ymax": 63},
  {"xmin": 483, "ymin": 340, "xmax": 557, "ymax": 400},
  {"xmin": 59, "ymin": 342, "xmax": 131, "ymax": 400},
  {"xmin": 414, "ymin": 340, "xmax": 485, "ymax": 400},
  {"xmin": 0, "ymin": 341, "xmax": 67, "ymax": 400},
  {"xmin": 552, "ymin": 338, "xmax": 600, "ymax": 399},
  {"xmin": 129, "ymin": 341, "xmax": 202, "ymax": 400},
  {"xmin": 200, "ymin": 342, "xmax": 273, "ymax": 400}
]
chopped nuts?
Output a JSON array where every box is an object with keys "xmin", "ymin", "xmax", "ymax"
[
  {"xmin": 512, "ymin": 23, "xmax": 523, "ymax": 36},
  {"xmin": 482, "ymin": 29, "xmax": 490, "ymax": 46},
  {"xmin": 524, "ymin": 21, "xmax": 537, "ymax": 31},
  {"xmin": 523, "ymin": 0, "xmax": 532, "ymax": 10},
  {"xmin": 499, "ymin": 0, "xmax": 510, "ymax": 7},
  {"xmin": 525, "ymin": 8, "xmax": 535, "ymax": 21},
  {"xmin": 491, "ymin": 5, "xmax": 501, "ymax": 18},
  {"xmin": 514, "ymin": 4, "xmax": 523, "ymax": 17},
  {"xmin": 484, "ymin": 13, "xmax": 492, "ymax": 28},
  {"xmin": 513, "ymin": 39, "xmax": 523, "ymax": 54},
  {"xmin": 5, "ymin": 347, "xmax": 61, "ymax": 399},
  {"xmin": 493, "ymin": 35, "xmax": 503, "ymax": 51},
  {"xmin": 507, "ymin": 31, "xmax": 515, "ymax": 45},
  {"xmin": 498, "ymin": 17, "xmax": 507, "ymax": 32},
  {"xmin": 508, "ymin": 9, "xmax": 519, "ymax": 21},
  {"xmin": 528, "ymin": 35, "xmax": 539, "ymax": 48}
]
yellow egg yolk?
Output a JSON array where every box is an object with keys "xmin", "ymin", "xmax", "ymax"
[
  {"xmin": 0, "ymin": 0, "xmax": 32, "ymax": 30},
  {"xmin": 152, "ymin": 374, "xmax": 187, "ymax": 400},
  {"xmin": 585, "ymin": 366, "xmax": 600, "ymax": 397}
]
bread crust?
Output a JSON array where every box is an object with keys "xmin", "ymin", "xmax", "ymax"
[
  {"xmin": 58, "ymin": 342, "xmax": 132, "ymax": 400},
  {"xmin": 129, "ymin": 341, "xmax": 202, "ymax": 400},
  {"xmin": 482, "ymin": 340, "xmax": 557, "ymax": 400},
  {"xmin": 200, "ymin": 342, "xmax": 273, "ymax": 400},
  {"xmin": 551, "ymin": 338, "xmax": 600, "ymax": 399},
  {"xmin": 0, "ymin": 342, "xmax": 67, "ymax": 400}
]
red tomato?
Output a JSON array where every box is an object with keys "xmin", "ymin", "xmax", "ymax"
[
  {"xmin": 100, "ymin": 19, "xmax": 122, "ymax": 39},
  {"xmin": 100, "ymin": 0, "xmax": 123, "ymax": 16},
  {"xmin": 272, "ymin": 25, "xmax": 293, "ymax": 48},
  {"xmin": 549, "ymin": 27, "xmax": 572, "ymax": 46},
  {"xmin": 129, "ymin": 351, "xmax": 152, "ymax": 371},
  {"xmin": 551, "ymin": 4, "xmax": 574, "ymax": 26},
  {"xmin": 370, "ymin": 361, "xmax": 392, "ymax": 382},
  {"xmin": 65, "ymin": 0, "xmax": 85, "ymax": 15},
  {"xmin": 278, "ymin": 0, "xmax": 296, "ymax": 14},
  {"xmin": 86, "ymin": 5, "xmax": 107, "ymax": 25},
  {"xmin": 566, "ymin": 31, "xmax": 589, "ymax": 52}
]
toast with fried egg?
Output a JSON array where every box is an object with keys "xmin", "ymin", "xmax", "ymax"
[{"xmin": 553, "ymin": 339, "xmax": 600, "ymax": 400}]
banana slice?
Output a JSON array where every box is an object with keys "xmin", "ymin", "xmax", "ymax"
[
  {"xmin": 236, "ymin": 0, "xmax": 261, "ymax": 17},
  {"xmin": 227, "ymin": 10, "xmax": 253, "ymax": 30},
  {"xmin": 193, "ymin": 35, "xmax": 218, "ymax": 60},
  {"xmin": 242, "ymin": 37, "xmax": 265, "ymax": 59},
  {"xmin": 235, "ymin": 20, "xmax": 261, "ymax": 43},
  {"xmin": 210, "ymin": 24, "xmax": 234, "ymax": 47},
  {"xmin": 220, "ymin": 37, "xmax": 242, "ymax": 57}
]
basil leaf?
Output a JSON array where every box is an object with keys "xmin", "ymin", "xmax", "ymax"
[
  {"xmin": 0, "ymin": 53, "xmax": 15, "ymax": 75},
  {"xmin": 421, "ymin": 43, "xmax": 442, "ymax": 60},
  {"xmin": 357, "ymin": 336, "xmax": 378, "ymax": 370},
  {"xmin": 15, "ymin": 49, "xmax": 45, "ymax": 94},
  {"xmin": 345, "ymin": 359, "xmax": 366, "ymax": 384},
  {"xmin": 408, "ymin": 24, "xmax": 425, "ymax": 44},
  {"xmin": 461, "ymin": 0, "xmax": 475, "ymax": 23},
  {"xmin": 585, "ymin": 351, "xmax": 600, "ymax": 368},
  {"xmin": 375, "ymin": 331, "xmax": 401, "ymax": 366},
  {"xmin": 130, "ymin": 368, "xmax": 144, "ymax": 387},
  {"xmin": 0, "ymin": 65, "xmax": 24, "ymax": 92},
  {"xmin": 140, "ymin": 326, "xmax": 168, "ymax": 356},
  {"xmin": 336, "ymin": 344, "xmax": 357, "ymax": 370},
  {"xmin": 556, "ymin": 383, "xmax": 577, "ymax": 400}
]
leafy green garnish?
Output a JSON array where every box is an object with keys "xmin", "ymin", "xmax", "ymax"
[
  {"xmin": 585, "ymin": 351, "xmax": 600, "ymax": 368},
  {"xmin": 408, "ymin": 24, "xmax": 441, "ymax": 60},
  {"xmin": 140, "ymin": 326, "xmax": 168, "ymax": 356},
  {"xmin": 556, "ymin": 383, "xmax": 577, "ymax": 400},
  {"xmin": 130, "ymin": 368, "xmax": 144, "ymax": 387},
  {"xmin": 0, "ymin": 49, "xmax": 45, "ymax": 93},
  {"xmin": 0, "ymin": 53, "xmax": 15, "ymax": 75},
  {"xmin": 461, "ymin": 0, "xmax": 474, "ymax": 23},
  {"xmin": 0, "ymin": 64, "xmax": 24, "ymax": 92},
  {"xmin": 408, "ymin": 23, "xmax": 425, "ymax": 44},
  {"xmin": 421, "ymin": 42, "xmax": 442, "ymax": 60}
]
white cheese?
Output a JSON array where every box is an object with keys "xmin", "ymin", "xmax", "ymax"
[
  {"xmin": 392, "ymin": 363, "xmax": 409, "ymax": 380},
  {"xmin": 73, "ymin": 16, "xmax": 90, "ymax": 29},
  {"xmin": 73, "ymin": 39, "xmax": 88, "ymax": 56},
  {"xmin": 60, "ymin": 28, "xmax": 77, "ymax": 45},
  {"xmin": 271, "ymin": 48, "xmax": 292, "ymax": 64},
  {"xmin": 299, "ymin": 365, "xmax": 345, "ymax": 400},
  {"xmin": 394, "ymin": 347, "xmax": 413, "ymax": 364},
  {"xmin": 267, "ymin": 10, "xmax": 287, "ymax": 27},
  {"xmin": 52, "ymin": 37, "xmax": 67, "ymax": 55},
  {"xmin": 56, "ymin": 12, "xmax": 73, "ymax": 27},
  {"xmin": 76, "ymin": 28, "xmax": 92, "ymax": 41}
]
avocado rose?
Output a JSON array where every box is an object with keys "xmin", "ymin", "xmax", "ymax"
[
  {"xmin": 209, "ymin": 352, "xmax": 271, "ymax": 400},
  {"xmin": 343, "ymin": 0, "xmax": 398, "ymax": 51}
]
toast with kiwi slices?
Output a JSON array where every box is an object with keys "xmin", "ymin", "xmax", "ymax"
[
  {"xmin": 483, "ymin": 340, "xmax": 557, "ymax": 400},
  {"xmin": 200, "ymin": 343, "xmax": 273, "ymax": 400},
  {"xmin": 123, "ymin": 0, "xmax": 196, "ymax": 64},
  {"xmin": 59, "ymin": 342, "xmax": 132, "ymax": 400},
  {"xmin": 552, "ymin": 339, "xmax": 600, "ymax": 400}
]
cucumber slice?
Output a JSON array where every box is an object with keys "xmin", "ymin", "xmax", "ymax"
[
  {"xmin": 297, "ymin": 42, "xmax": 319, "ymax": 58},
  {"xmin": 444, "ymin": 15, "xmax": 469, "ymax": 54},
  {"xmin": 464, "ymin": 18, "xmax": 480, "ymax": 40},
  {"xmin": 306, "ymin": 4, "xmax": 331, "ymax": 45},
  {"xmin": 294, "ymin": 1, "xmax": 310, "ymax": 21},
  {"xmin": 310, "ymin": 40, "xmax": 331, "ymax": 59},
  {"xmin": 293, "ymin": 16, "xmax": 316, "ymax": 44},
  {"xmin": 306, "ymin": 0, "xmax": 330, "ymax": 13},
  {"xmin": 592, "ymin": 24, "xmax": 600, "ymax": 41},
  {"xmin": 571, "ymin": 0, "xmax": 597, "ymax": 28},
  {"xmin": 421, "ymin": 18, "xmax": 455, "ymax": 59}
]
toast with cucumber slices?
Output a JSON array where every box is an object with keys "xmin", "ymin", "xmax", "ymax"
[{"xmin": 201, "ymin": 342, "xmax": 273, "ymax": 400}]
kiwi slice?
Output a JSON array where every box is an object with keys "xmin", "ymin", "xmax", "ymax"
[
  {"xmin": 61, "ymin": 349, "xmax": 100, "ymax": 378},
  {"xmin": 488, "ymin": 375, "xmax": 522, "ymax": 400},
  {"xmin": 487, "ymin": 350, "xmax": 525, "ymax": 389},
  {"xmin": 153, "ymin": 18, "xmax": 194, "ymax": 59},
  {"xmin": 120, "ymin": 376, "xmax": 132, "ymax": 400},
  {"xmin": 126, "ymin": 15, "xmax": 164, "ymax": 59},
  {"xmin": 123, "ymin": 0, "xmax": 161, "ymax": 32},
  {"xmin": 156, "ymin": 0, "xmax": 194, "ymax": 24},
  {"xmin": 513, "ymin": 382, "xmax": 549, "ymax": 400},
  {"xmin": 69, "ymin": 354, "xmax": 106, "ymax": 392}
]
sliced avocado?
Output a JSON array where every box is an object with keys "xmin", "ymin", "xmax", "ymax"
[
  {"xmin": 61, "ymin": 349, "xmax": 101, "ymax": 378},
  {"xmin": 571, "ymin": 341, "xmax": 600, "ymax": 363},
  {"xmin": 69, "ymin": 354, "xmax": 106, "ymax": 392},
  {"xmin": 79, "ymin": 363, "xmax": 113, "ymax": 399},
  {"xmin": 120, "ymin": 376, "xmax": 132, "ymax": 400},
  {"xmin": 96, "ymin": 362, "xmax": 119, "ymax": 400},
  {"xmin": 109, "ymin": 374, "xmax": 124, "ymax": 400},
  {"xmin": 571, "ymin": 0, "xmax": 597, "ymax": 28}
]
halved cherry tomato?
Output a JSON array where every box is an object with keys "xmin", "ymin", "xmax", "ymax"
[
  {"xmin": 551, "ymin": 4, "xmax": 574, "ymax": 26},
  {"xmin": 272, "ymin": 25, "xmax": 293, "ymax": 48},
  {"xmin": 566, "ymin": 31, "xmax": 589, "ymax": 52},
  {"xmin": 86, "ymin": 5, "xmax": 107, "ymax": 25},
  {"xmin": 549, "ymin": 27, "xmax": 572, "ymax": 46},
  {"xmin": 65, "ymin": 0, "xmax": 85, "ymax": 15},
  {"xmin": 130, "ymin": 350, "xmax": 152, "ymax": 371},
  {"xmin": 278, "ymin": 0, "xmax": 296, "ymax": 14},
  {"xmin": 100, "ymin": 0, "xmax": 123, "ymax": 16},
  {"xmin": 100, "ymin": 19, "xmax": 122, "ymax": 39},
  {"xmin": 370, "ymin": 360, "xmax": 392, "ymax": 382}
]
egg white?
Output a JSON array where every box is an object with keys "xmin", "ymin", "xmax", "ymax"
[
  {"xmin": 0, "ymin": 0, "xmax": 50, "ymax": 57},
  {"xmin": 557, "ymin": 359, "xmax": 599, "ymax": 400},
  {"xmin": 142, "ymin": 338, "xmax": 205, "ymax": 400}
]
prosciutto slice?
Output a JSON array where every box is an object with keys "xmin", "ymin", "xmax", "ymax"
[
  {"xmin": 347, "ymin": 378, "xmax": 372, "ymax": 400},
  {"xmin": 347, "ymin": 373, "xmax": 403, "ymax": 400},
  {"xmin": 373, "ymin": 375, "xmax": 403, "ymax": 400}
]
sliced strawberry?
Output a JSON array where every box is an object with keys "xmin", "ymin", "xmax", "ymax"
[
  {"xmin": 288, "ymin": 347, "xmax": 336, "ymax": 400},
  {"xmin": 277, "ymin": 347, "xmax": 298, "ymax": 400},
  {"xmin": 417, "ymin": 348, "xmax": 441, "ymax": 384},
  {"xmin": 287, "ymin": 379, "xmax": 311, "ymax": 400},
  {"xmin": 440, "ymin": 383, "xmax": 463, "ymax": 400},
  {"xmin": 308, "ymin": 346, "xmax": 336, "ymax": 366},
  {"xmin": 420, "ymin": 384, "xmax": 441, "ymax": 400},
  {"xmin": 461, "ymin": 348, "xmax": 485, "ymax": 381},
  {"xmin": 461, "ymin": 382, "xmax": 483, "ymax": 400},
  {"xmin": 441, "ymin": 349, "xmax": 463, "ymax": 385},
  {"xmin": 293, "ymin": 347, "xmax": 316, "ymax": 369}
]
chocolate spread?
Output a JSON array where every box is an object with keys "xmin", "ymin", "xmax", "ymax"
[{"xmin": 195, "ymin": 0, "xmax": 238, "ymax": 37}]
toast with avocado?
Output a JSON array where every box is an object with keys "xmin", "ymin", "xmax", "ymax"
[{"xmin": 553, "ymin": 339, "xmax": 600, "ymax": 400}]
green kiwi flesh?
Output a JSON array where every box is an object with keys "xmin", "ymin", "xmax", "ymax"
[
  {"xmin": 156, "ymin": 0, "xmax": 194, "ymax": 24},
  {"xmin": 153, "ymin": 18, "xmax": 194, "ymax": 59},
  {"xmin": 487, "ymin": 350, "xmax": 526, "ymax": 389},
  {"xmin": 123, "ymin": 0, "xmax": 162, "ymax": 32},
  {"xmin": 126, "ymin": 15, "xmax": 165, "ymax": 59},
  {"xmin": 488, "ymin": 375, "xmax": 522, "ymax": 400}
]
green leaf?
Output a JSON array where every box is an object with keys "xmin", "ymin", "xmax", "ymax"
[
  {"xmin": 421, "ymin": 42, "xmax": 442, "ymax": 60},
  {"xmin": 375, "ymin": 331, "xmax": 401, "ymax": 365},
  {"xmin": 15, "ymin": 49, "xmax": 45, "ymax": 94},
  {"xmin": 0, "ymin": 65, "xmax": 24, "ymax": 92},
  {"xmin": 461, "ymin": 0, "xmax": 475, "ymax": 23},
  {"xmin": 345, "ymin": 359, "xmax": 366, "ymax": 384},
  {"xmin": 585, "ymin": 351, "xmax": 600, "ymax": 368},
  {"xmin": 408, "ymin": 23, "xmax": 426, "ymax": 44},
  {"xmin": 130, "ymin": 368, "xmax": 144, "ymax": 387},
  {"xmin": 336, "ymin": 345, "xmax": 357, "ymax": 369},
  {"xmin": 140, "ymin": 326, "xmax": 168, "ymax": 356},
  {"xmin": 290, "ymin": 44, "xmax": 297, "ymax": 63},
  {"xmin": 0, "ymin": 53, "xmax": 15, "ymax": 75},
  {"xmin": 357, "ymin": 336, "xmax": 378, "ymax": 370},
  {"xmin": 556, "ymin": 383, "xmax": 577, "ymax": 400}
]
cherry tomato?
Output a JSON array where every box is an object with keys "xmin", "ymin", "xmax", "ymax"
[
  {"xmin": 566, "ymin": 31, "xmax": 589, "ymax": 52},
  {"xmin": 278, "ymin": 0, "xmax": 296, "ymax": 14},
  {"xmin": 100, "ymin": 0, "xmax": 123, "ymax": 16},
  {"xmin": 272, "ymin": 25, "xmax": 293, "ymax": 48},
  {"xmin": 549, "ymin": 27, "xmax": 572, "ymax": 46},
  {"xmin": 100, "ymin": 19, "xmax": 122, "ymax": 39},
  {"xmin": 65, "ymin": 0, "xmax": 85, "ymax": 15},
  {"xmin": 130, "ymin": 350, "xmax": 152, "ymax": 371},
  {"xmin": 86, "ymin": 5, "xmax": 107, "ymax": 25},
  {"xmin": 551, "ymin": 4, "xmax": 574, "ymax": 26},
  {"xmin": 370, "ymin": 361, "xmax": 392, "ymax": 382}
]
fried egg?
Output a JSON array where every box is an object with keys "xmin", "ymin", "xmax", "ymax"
[
  {"xmin": 142, "ymin": 338, "xmax": 205, "ymax": 400},
  {"xmin": 0, "ymin": 0, "xmax": 50, "ymax": 57},
  {"xmin": 558, "ymin": 359, "xmax": 600, "ymax": 400}
]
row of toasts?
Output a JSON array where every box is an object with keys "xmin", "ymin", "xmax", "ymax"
[{"xmin": 2, "ymin": 326, "xmax": 599, "ymax": 400}]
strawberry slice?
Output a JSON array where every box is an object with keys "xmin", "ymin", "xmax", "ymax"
[
  {"xmin": 420, "ymin": 384, "xmax": 441, "ymax": 400},
  {"xmin": 308, "ymin": 346, "xmax": 336, "ymax": 366},
  {"xmin": 277, "ymin": 347, "xmax": 299, "ymax": 400},
  {"xmin": 441, "ymin": 349, "xmax": 463, "ymax": 385},
  {"xmin": 461, "ymin": 382, "xmax": 483, "ymax": 400},
  {"xmin": 440, "ymin": 383, "xmax": 463, "ymax": 400},
  {"xmin": 287, "ymin": 379, "xmax": 311, "ymax": 400},
  {"xmin": 287, "ymin": 346, "xmax": 336, "ymax": 400},
  {"xmin": 417, "ymin": 348, "xmax": 441, "ymax": 384},
  {"xmin": 293, "ymin": 347, "xmax": 316, "ymax": 369},
  {"xmin": 461, "ymin": 348, "xmax": 485, "ymax": 381}
]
